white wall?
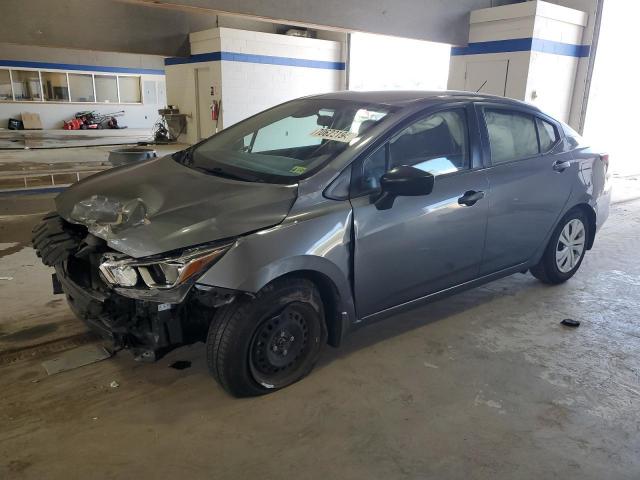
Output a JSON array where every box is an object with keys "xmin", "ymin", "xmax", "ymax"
[
  {"xmin": 349, "ymin": 33, "xmax": 451, "ymax": 91},
  {"xmin": 0, "ymin": 43, "xmax": 166, "ymax": 129},
  {"xmin": 218, "ymin": 28, "xmax": 345, "ymax": 127},
  {"xmin": 546, "ymin": 0, "xmax": 600, "ymax": 131},
  {"xmin": 447, "ymin": 1, "xmax": 588, "ymax": 126},
  {"xmin": 165, "ymin": 61, "xmax": 222, "ymax": 144},
  {"xmin": 165, "ymin": 27, "xmax": 345, "ymax": 144},
  {"xmin": 583, "ymin": 0, "xmax": 639, "ymax": 175}
]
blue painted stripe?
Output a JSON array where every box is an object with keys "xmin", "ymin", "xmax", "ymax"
[
  {"xmin": 451, "ymin": 37, "xmax": 590, "ymax": 57},
  {"xmin": 0, "ymin": 59, "xmax": 164, "ymax": 75},
  {"xmin": 0, "ymin": 186, "xmax": 67, "ymax": 197},
  {"xmin": 165, "ymin": 52, "xmax": 222, "ymax": 65},
  {"xmin": 531, "ymin": 38, "xmax": 590, "ymax": 57},
  {"xmin": 165, "ymin": 51, "xmax": 346, "ymax": 70}
]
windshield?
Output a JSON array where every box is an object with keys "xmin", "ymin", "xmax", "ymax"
[{"xmin": 175, "ymin": 98, "xmax": 393, "ymax": 183}]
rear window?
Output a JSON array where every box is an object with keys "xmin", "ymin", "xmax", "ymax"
[{"xmin": 485, "ymin": 109, "xmax": 539, "ymax": 164}]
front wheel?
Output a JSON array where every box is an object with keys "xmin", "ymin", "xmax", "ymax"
[
  {"xmin": 206, "ymin": 277, "xmax": 327, "ymax": 397},
  {"xmin": 531, "ymin": 209, "xmax": 589, "ymax": 284}
]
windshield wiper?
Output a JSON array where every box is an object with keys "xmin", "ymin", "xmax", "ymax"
[{"xmin": 195, "ymin": 166, "xmax": 263, "ymax": 183}]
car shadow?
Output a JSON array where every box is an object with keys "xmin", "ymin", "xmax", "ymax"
[{"xmin": 315, "ymin": 273, "xmax": 545, "ymax": 370}]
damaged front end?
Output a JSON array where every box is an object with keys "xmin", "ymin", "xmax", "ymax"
[{"xmin": 32, "ymin": 211, "xmax": 238, "ymax": 361}]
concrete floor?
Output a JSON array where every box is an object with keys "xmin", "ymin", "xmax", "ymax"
[{"xmin": 0, "ymin": 150, "xmax": 639, "ymax": 478}]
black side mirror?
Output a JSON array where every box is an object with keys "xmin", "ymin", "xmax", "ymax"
[{"xmin": 374, "ymin": 165, "xmax": 435, "ymax": 210}]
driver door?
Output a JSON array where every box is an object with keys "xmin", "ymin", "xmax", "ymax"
[{"xmin": 351, "ymin": 106, "xmax": 489, "ymax": 318}]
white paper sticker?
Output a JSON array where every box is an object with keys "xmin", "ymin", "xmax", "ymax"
[{"xmin": 310, "ymin": 128, "xmax": 357, "ymax": 143}]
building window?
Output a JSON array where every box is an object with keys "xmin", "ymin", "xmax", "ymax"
[
  {"xmin": 0, "ymin": 67, "xmax": 149, "ymax": 104},
  {"xmin": 12, "ymin": 70, "xmax": 42, "ymax": 101},
  {"xmin": 69, "ymin": 73, "xmax": 95, "ymax": 102},
  {"xmin": 95, "ymin": 75, "xmax": 119, "ymax": 103},
  {"xmin": 41, "ymin": 71, "xmax": 70, "ymax": 101},
  {"xmin": 0, "ymin": 70, "xmax": 12, "ymax": 100},
  {"xmin": 118, "ymin": 76, "xmax": 141, "ymax": 103}
]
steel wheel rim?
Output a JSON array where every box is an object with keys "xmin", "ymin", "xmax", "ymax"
[
  {"xmin": 556, "ymin": 218, "xmax": 586, "ymax": 273},
  {"xmin": 249, "ymin": 303, "xmax": 315, "ymax": 388}
]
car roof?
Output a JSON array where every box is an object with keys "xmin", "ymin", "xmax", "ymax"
[{"xmin": 306, "ymin": 90, "xmax": 538, "ymax": 111}]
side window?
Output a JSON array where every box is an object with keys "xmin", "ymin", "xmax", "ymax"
[
  {"xmin": 536, "ymin": 117, "xmax": 559, "ymax": 152},
  {"xmin": 352, "ymin": 109, "xmax": 470, "ymax": 197},
  {"xmin": 389, "ymin": 110, "xmax": 469, "ymax": 175},
  {"xmin": 485, "ymin": 109, "xmax": 539, "ymax": 164}
]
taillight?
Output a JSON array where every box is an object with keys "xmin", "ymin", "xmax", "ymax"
[{"xmin": 599, "ymin": 153, "xmax": 609, "ymax": 172}]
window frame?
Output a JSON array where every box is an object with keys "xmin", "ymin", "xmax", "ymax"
[
  {"xmin": 0, "ymin": 67, "xmax": 146, "ymax": 105},
  {"xmin": 477, "ymin": 103, "xmax": 565, "ymax": 167},
  {"xmin": 10, "ymin": 69, "xmax": 43, "ymax": 102},
  {"xmin": 40, "ymin": 70, "xmax": 70, "ymax": 102},
  {"xmin": 116, "ymin": 74, "xmax": 143, "ymax": 104},
  {"xmin": 94, "ymin": 74, "xmax": 120, "ymax": 104},
  {"xmin": 68, "ymin": 72, "xmax": 96, "ymax": 103},
  {"xmin": 349, "ymin": 103, "xmax": 478, "ymax": 199},
  {"xmin": 0, "ymin": 69, "xmax": 13, "ymax": 101}
]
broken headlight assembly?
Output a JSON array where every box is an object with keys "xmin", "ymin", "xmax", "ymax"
[{"xmin": 99, "ymin": 242, "xmax": 233, "ymax": 290}]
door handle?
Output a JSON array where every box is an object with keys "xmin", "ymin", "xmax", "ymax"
[
  {"xmin": 458, "ymin": 190, "xmax": 485, "ymax": 206},
  {"xmin": 553, "ymin": 160, "xmax": 571, "ymax": 172}
]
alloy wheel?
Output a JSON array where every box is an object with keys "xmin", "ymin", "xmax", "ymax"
[{"xmin": 555, "ymin": 218, "xmax": 586, "ymax": 273}]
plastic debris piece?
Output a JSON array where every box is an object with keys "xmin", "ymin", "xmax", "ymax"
[
  {"xmin": 42, "ymin": 345, "xmax": 112, "ymax": 375},
  {"xmin": 561, "ymin": 318, "xmax": 580, "ymax": 327},
  {"xmin": 169, "ymin": 360, "xmax": 191, "ymax": 370},
  {"xmin": 110, "ymin": 380, "xmax": 120, "ymax": 388}
]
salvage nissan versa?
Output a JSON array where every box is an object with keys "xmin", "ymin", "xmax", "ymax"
[{"xmin": 32, "ymin": 91, "xmax": 611, "ymax": 397}]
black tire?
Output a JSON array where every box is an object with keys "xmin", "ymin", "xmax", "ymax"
[
  {"xmin": 206, "ymin": 277, "xmax": 327, "ymax": 397},
  {"xmin": 531, "ymin": 208, "xmax": 589, "ymax": 285}
]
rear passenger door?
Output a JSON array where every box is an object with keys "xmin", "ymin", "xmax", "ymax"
[{"xmin": 477, "ymin": 104, "xmax": 573, "ymax": 274}]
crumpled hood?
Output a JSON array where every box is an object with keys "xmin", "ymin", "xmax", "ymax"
[{"xmin": 56, "ymin": 155, "xmax": 297, "ymax": 258}]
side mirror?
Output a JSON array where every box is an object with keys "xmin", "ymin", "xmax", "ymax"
[{"xmin": 374, "ymin": 165, "xmax": 435, "ymax": 210}]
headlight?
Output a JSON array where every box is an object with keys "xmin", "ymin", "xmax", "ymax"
[{"xmin": 99, "ymin": 242, "xmax": 233, "ymax": 289}]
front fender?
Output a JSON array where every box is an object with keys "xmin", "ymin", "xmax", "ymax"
[{"xmin": 197, "ymin": 200, "xmax": 356, "ymax": 322}]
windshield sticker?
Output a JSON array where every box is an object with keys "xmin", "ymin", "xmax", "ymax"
[
  {"xmin": 310, "ymin": 128, "xmax": 358, "ymax": 143},
  {"xmin": 290, "ymin": 166, "xmax": 307, "ymax": 174}
]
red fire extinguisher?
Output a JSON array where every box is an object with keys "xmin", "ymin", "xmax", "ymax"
[
  {"xmin": 211, "ymin": 99, "xmax": 221, "ymax": 133},
  {"xmin": 211, "ymin": 100, "xmax": 219, "ymax": 121}
]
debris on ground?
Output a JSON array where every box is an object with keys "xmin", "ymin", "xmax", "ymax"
[
  {"xmin": 169, "ymin": 360, "xmax": 191, "ymax": 370},
  {"xmin": 561, "ymin": 318, "xmax": 581, "ymax": 327},
  {"xmin": 0, "ymin": 276, "xmax": 14, "ymax": 280},
  {"xmin": 41, "ymin": 344, "xmax": 112, "ymax": 375},
  {"xmin": 110, "ymin": 380, "xmax": 120, "ymax": 388}
]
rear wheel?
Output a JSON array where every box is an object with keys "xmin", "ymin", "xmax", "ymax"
[
  {"xmin": 531, "ymin": 209, "xmax": 589, "ymax": 284},
  {"xmin": 206, "ymin": 277, "xmax": 327, "ymax": 397}
]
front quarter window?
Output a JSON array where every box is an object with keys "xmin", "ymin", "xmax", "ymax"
[{"xmin": 180, "ymin": 99, "xmax": 392, "ymax": 183}]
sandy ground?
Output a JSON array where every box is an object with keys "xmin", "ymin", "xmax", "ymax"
[{"xmin": 0, "ymin": 196, "xmax": 639, "ymax": 479}]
